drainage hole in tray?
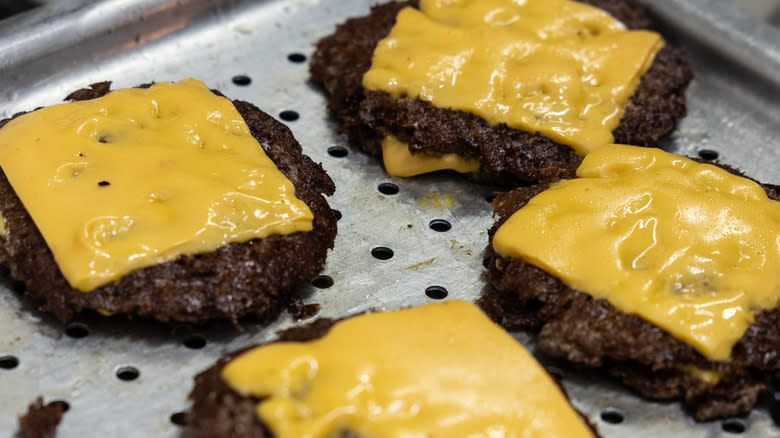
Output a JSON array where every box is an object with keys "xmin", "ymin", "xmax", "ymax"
[
  {"xmin": 312, "ymin": 275, "xmax": 334, "ymax": 289},
  {"xmin": 600, "ymin": 408, "xmax": 624, "ymax": 424},
  {"xmin": 698, "ymin": 149, "xmax": 719, "ymax": 160},
  {"xmin": 12, "ymin": 280, "xmax": 26, "ymax": 294},
  {"xmin": 327, "ymin": 146, "xmax": 349, "ymax": 158},
  {"xmin": 288, "ymin": 53, "xmax": 307, "ymax": 63},
  {"xmin": 429, "ymin": 219, "xmax": 451, "ymax": 232},
  {"xmin": 378, "ymin": 182, "xmax": 399, "ymax": 195},
  {"xmin": 49, "ymin": 400, "xmax": 70, "ymax": 413},
  {"xmin": 170, "ymin": 411, "xmax": 188, "ymax": 426},
  {"xmin": 331, "ymin": 209, "xmax": 342, "ymax": 221},
  {"xmin": 722, "ymin": 419, "xmax": 745, "ymax": 434},
  {"xmin": 0, "ymin": 355, "xmax": 19, "ymax": 369},
  {"xmin": 485, "ymin": 191, "xmax": 501, "ymax": 204},
  {"xmin": 425, "ymin": 286, "xmax": 448, "ymax": 300},
  {"xmin": 116, "ymin": 366, "xmax": 140, "ymax": 381},
  {"xmin": 64, "ymin": 322, "xmax": 89, "ymax": 339},
  {"xmin": 279, "ymin": 110, "xmax": 299, "ymax": 122},
  {"xmin": 183, "ymin": 335, "xmax": 207, "ymax": 350},
  {"xmin": 231, "ymin": 75, "xmax": 251, "ymax": 86},
  {"xmin": 371, "ymin": 246, "xmax": 394, "ymax": 261}
]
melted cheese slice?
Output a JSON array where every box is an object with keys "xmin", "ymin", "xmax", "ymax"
[
  {"xmin": 222, "ymin": 300, "xmax": 595, "ymax": 438},
  {"xmin": 493, "ymin": 145, "xmax": 780, "ymax": 360},
  {"xmin": 0, "ymin": 79, "xmax": 313, "ymax": 291},
  {"xmin": 381, "ymin": 135, "xmax": 480, "ymax": 177},
  {"xmin": 363, "ymin": 0, "xmax": 663, "ymax": 155}
]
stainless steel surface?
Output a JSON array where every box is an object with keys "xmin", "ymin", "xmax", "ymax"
[
  {"xmin": 737, "ymin": 0, "xmax": 780, "ymax": 22},
  {"xmin": 0, "ymin": 0, "xmax": 779, "ymax": 436},
  {"xmin": 636, "ymin": 0, "xmax": 780, "ymax": 88}
]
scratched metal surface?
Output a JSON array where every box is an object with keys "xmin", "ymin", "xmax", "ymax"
[{"xmin": 0, "ymin": 0, "xmax": 779, "ymax": 436}]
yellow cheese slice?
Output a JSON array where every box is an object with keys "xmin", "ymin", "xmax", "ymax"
[
  {"xmin": 0, "ymin": 79, "xmax": 313, "ymax": 291},
  {"xmin": 381, "ymin": 135, "xmax": 480, "ymax": 177}
]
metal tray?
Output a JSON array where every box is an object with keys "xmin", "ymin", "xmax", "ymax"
[{"xmin": 0, "ymin": 0, "xmax": 779, "ymax": 436}]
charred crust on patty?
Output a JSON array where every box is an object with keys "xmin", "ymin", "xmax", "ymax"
[
  {"xmin": 310, "ymin": 0, "xmax": 693, "ymax": 185},
  {"xmin": 478, "ymin": 164, "xmax": 780, "ymax": 421},
  {"xmin": 0, "ymin": 83, "xmax": 338, "ymax": 324}
]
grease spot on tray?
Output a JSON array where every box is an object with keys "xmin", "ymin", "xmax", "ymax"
[
  {"xmin": 406, "ymin": 258, "xmax": 436, "ymax": 270},
  {"xmin": 418, "ymin": 191, "xmax": 453, "ymax": 209}
]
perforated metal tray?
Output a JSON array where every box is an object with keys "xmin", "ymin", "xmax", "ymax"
[{"xmin": 0, "ymin": 0, "xmax": 779, "ymax": 436}]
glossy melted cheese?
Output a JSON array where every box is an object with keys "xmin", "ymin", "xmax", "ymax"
[
  {"xmin": 678, "ymin": 365, "xmax": 721, "ymax": 385},
  {"xmin": 493, "ymin": 145, "xmax": 780, "ymax": 361},
  {"xmin": 0, "ymin": 79, "xmax": 313, "ymax": 291},
  {"xmin": 381, "ymin": 135, "xmax": 480, "ymax": 177},
  {"xmin": 222, "ymin": 300, "xmax": 595, "ymax": 438},
  {"xmin": 363, "ymin": 0, "xmax": 663, "ymax": 155}
]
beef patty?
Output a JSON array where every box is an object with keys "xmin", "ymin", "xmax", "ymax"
[{"xmin": 0, "ymin": 82, "xmax": 338, "ymax": 324}]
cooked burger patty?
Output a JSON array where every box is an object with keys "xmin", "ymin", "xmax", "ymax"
[
  {"xmin": 479, "ymin": 164, "xmax": 780, "ymax": 421},
  {"xmin": 310, "ymin": 0, "xmax": 694, "ymax": 184},
  {"xmin": 0, "ymin": 82, "xmax": 338, "ymax": 324},
  {"xmin": 189, "ymin": 318, "xmax": 339, "ymax": 438},
  {"xmin": 188, "ymin": 316, "xmax": 600, "ymax": 438}
]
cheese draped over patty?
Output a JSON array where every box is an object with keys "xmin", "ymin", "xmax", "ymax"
[
  {"xmin": 381, "ymin": 135, "xmax": 480, "ymax": 177},
  {"xmin": 364, "ymin": 0, "xmax": 663, "ymax": 170},
  {"xmin": 222, "ymin": 300, "xmax": 595, "ymax": 438},
  {"xmin": 0, "ymin": 79, "xmax": 313, "ymax": 291},
  {"xmin": 493, "ymin": 144, "xmax": 780, "ymax": 361}
]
